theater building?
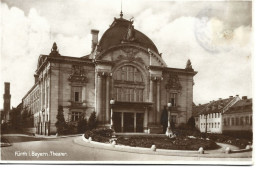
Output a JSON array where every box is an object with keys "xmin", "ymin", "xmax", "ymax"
[{"xmin": 22, "ymin": 13, "xmax": 197, "ymax": 135}]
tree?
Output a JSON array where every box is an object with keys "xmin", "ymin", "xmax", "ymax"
[
  {"xmin": 10, "ymin": 106, "xmax": 22, "ymax": 130},
  {"xmin": 88, "ymin": 111, "xmax": 97, "ymax": 130},
  {"xmin": 55, "ymin": 105, "xmax": 67, "ymax": 134},
  {"xmin": 187, "ymin": 116, "xmax": 195, "ymax": 129},
  {"xmin": 77, "ymin": 117, "xmax": 88, "ymax": 133},
  {"xmin": 21, "ymin": 108, "xmax": 33, "ymax": 128}
]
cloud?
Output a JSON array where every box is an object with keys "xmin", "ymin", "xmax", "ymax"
[
  {"xmin": 134, "ymin": 11, "xmax": 252, "ymax": 104},
  {"xmin": 0, "ymin": 0, "xmax": 252, "ymax": 108},
  {"xmin": 0, "ymin": 3, "xmax": 91, "ymax": 108}
]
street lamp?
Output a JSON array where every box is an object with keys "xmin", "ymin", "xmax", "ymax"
[
  {"xmin": 110, "ymin": 99, "xmax": 115, "ymax": 129},
  {"xmin": 166, "ymin": 102, "xmax": 173, "ymax": 136}
]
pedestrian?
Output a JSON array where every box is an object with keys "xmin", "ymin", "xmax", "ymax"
[{"xmin": 160, "ymin": 106, "xmax": 168, "ymax": 133}]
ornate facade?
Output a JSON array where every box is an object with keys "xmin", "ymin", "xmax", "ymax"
[{"xmin": 22, "ymin": 14, "xmax": 197, "ymax": 135}]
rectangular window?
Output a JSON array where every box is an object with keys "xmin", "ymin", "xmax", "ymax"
[
  {"xmin": 72, "ymin": 87, "xmax": 82, "ymax": 102},
  {"xmin": 75, "ymin": 92, "xmax": 79, "ymax": 102},
  {"xmin": 246, "ymin": 116, "xmax": 249, "ymax": 125},
  {"xmin": 130, "ymin": 89, "xmax": 134, "ymax": 102},
  {"xmin": 126, "ymin": 89, "xmax": 130, "ymax": 102},
  {"xmin": 231, "ymin": 118, "xmax": 235, "ymax": 126},
  {"xmin": 169, "ymin": 93, "xmax": 177, "ymax": 107},
  {"xmin": 71, "ymin": 112, "xmax": 82, "ymax": 122},
  {"xmin": 236, "ymin": 117, "xmax": 239, "ymax": 125},
  {"xmin": 128, "ymin": 67, "xmax": 134, "ymax": 81},
  {"xmin": 240, "ymin": 117, "xmax": 244, "ymax": 125}
]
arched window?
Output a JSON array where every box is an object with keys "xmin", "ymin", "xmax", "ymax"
[{"xmin": 113, "ymin": 65, "xmax": 145, "ymax": 102}]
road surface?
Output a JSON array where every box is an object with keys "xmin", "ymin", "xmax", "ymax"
[{"xmin": 1, "ymin": 134, "xmax": 252, "ymax": 164}]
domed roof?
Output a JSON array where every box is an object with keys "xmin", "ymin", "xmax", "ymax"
[{"xmin": 98, "ymin": 17, "xmax": 159, "ymax": 54}]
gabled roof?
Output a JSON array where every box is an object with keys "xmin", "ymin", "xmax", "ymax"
[
  {"xmin": 225, "ymin": 98, "xmax": 252, "ymax": 114},
  {"xmin": 192, "ymin": 103, "xmax": 209, "ymax": 117},
  {"xmin": 193, "ymin": 96, "xmax": 240, "ymax": 115}
]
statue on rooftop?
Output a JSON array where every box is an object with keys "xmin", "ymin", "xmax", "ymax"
[
  {"xmin": 125, "ymin": 22, "xmax": 135, "ymax": 41},
  {"xmin": 185, "ymin": 59, "xmax": 193, "ymax": 71},
  {"xmin": 49, "ymin": 42, "xmax": 60, "ymax": 57}
]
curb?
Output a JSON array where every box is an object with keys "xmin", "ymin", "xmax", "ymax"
[
  {"xmin": 81, "ymin": 134, "xmax": 201, "ymax": 156},
  {"xmin": 80, "ymin": 134, "xmax": 253, "ymax": 158}
]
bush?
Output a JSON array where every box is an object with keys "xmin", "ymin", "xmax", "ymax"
[
  {"xmin": 84, "ymin": 128, "xmax": 114, "ymax": 143},
  {"xmin": 77, "ymin": 117, "xmax": 88, "ymax": 133},
  {"xmin": 55, "ymin": 106, "xmax": 67, "ymax": 135},
  {"xmin": 116, "ymin": 136, "xmax": 219, "ymax": 150},
  {"xmin": 88, "ymin": 111, "xmax": 97, "ymax": 130},
  {"xmin": 187, "ymin": 116, "xmax": 195, "ymax": 129}
]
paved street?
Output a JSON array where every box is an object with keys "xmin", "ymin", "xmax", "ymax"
[{"xmin": 1, "ymin": 134, "xmax": 252, "ymax": 163}]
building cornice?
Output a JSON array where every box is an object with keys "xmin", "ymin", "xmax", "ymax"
[
  {"xmin": 22, "ymin": 82, "xmax": 39, "ymax": 101},
  {"xmin": 36, "ymin": 55, "xmax": 95, "ymax": 74}
]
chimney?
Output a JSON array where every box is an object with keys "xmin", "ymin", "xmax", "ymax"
[
  {"xmin": 236, "ymin": 94, "xmax": 239, "ymax": 97},
  {"xmin": 91, "ymin": 29, "xmax": 99, "ymax": 53},
  {"xmin": 242, "ymin": 96, "xmax": 247, "ymax": 100},
  {"xmin": 219, "ymin": 98, "xmax": 222, "ymax": 100},
  {"xmin": 229, "ymin": 96, "xmax": 233, "ymax": 98}
]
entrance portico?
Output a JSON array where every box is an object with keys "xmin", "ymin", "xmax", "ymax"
[{"xmin": 111, "ymin": 102, "xmax": 151, "ymax": 133}]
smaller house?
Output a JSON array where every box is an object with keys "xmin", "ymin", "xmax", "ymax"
[
  {"xmin": 194, "ymin": 95, "xmax": 240, "ymax": 134},
  {"xmin": 192, "ymin": 103, "xmax": 208, "ymax": 129},
  {"xmin": 222, "ymin": 96, "xmax": 252, "ymax": 138}
]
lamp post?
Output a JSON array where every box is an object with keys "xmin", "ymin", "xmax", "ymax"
[
  {"xmin": 110, "ymin": 99, "xmax": 115, "ymax": 129},
  {"xmin": 166, "ymin": 102, "xmax": 173, "ymax": 136}
]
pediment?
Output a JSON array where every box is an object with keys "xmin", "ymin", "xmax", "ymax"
[{"xmin": 96, "ymin": 44, "xmax": 167, "ymax": 67}]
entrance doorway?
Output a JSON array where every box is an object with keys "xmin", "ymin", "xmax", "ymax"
[
  {"xmin": 123, "ymin": 113, "xmax": 134, "ymax": 132},
  {"xmin": 136, "ymin": 113, "xmax": 144, "ymax": 132},
  {"xmin": 112, "ymin": 112, "xmax": 145, "ymax": 133},
  {"xmin": 113, "ymin": 112, "xmax": 122, "ymax": 132}
]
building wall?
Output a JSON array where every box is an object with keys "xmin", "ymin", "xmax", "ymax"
[
  {"xmin": 222, "ymin": 111, "xmax": 252, "ymax": 131},
  {"xmin": 199, "ymin": 113, "xmax": 222, "ymax": 133},
  {"xmin": 48, "ymin": 61, "xmax": 96, "ymax": 134},
  {"xmin": 99, "ymin": 46, "xmax": 195, "ymax": 132}
]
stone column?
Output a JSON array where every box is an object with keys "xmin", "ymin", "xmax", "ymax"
[
  {"xmin": 143, "ymin": 107, "xmax": 148, "ymax": 132},
  {"xmin": 121, "ymin": 112, "xmax": 124, "ymax": 132},
  {"xmin": 97, "ymin": 72, "xmax": 103, "ymax": 121},
  {"xmin": 149, "ymin": 77, "xmax": 154, "ymax": 102},
  {"xmin": 156, "ymin": 79, "xmax": 161, "ymax": 124},
  {"xmin": 106, "ymin": 75, "xmax": 110, "ymax": 124},
  {"xmin": 149, "ymin": 77, "xmax": 154, "ymax": 125},
  {"xmin": 134, "ymin": 113, "xmax": 137, "ymax": 132}
]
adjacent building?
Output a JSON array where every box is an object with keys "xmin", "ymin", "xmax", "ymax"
[
  {"xmin": 193, "ymin": 95, "xmax": 253, "ymax": 135},
  {"xmin": 22, "ymin": 13, "xmax": 197, "ymax": 135},
  {"xmin": 194, "ymin": 96, "xmax": 240, "ymax": 133},
  {"xmin": 222, "ymin": 96, "xmax": 252, "ymax": 137}
]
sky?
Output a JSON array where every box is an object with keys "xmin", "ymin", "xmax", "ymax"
[{"xmin": 0, "ymin": 0, "xmax": 253, "ymax": 109}]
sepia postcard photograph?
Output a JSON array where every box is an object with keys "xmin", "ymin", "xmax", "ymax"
[{"xmin": 0, "ymin": 0, "xmax": 255, "ymax": 165}]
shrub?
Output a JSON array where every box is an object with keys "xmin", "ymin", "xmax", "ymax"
[
  {"xmin": 187, "ymin": 116, "xmax": 195, "ymax": 129},
  {"xmin": 84, "ymin": 128, "xmax": 114, "ymax": 143},
  {"xmin": 88, "ymin": 111, "xmax": 97, "ymax": 130},
  {"xmin": 116, "ymin": 136, "xmax": 219, "ymax": 150},
  {"xmin": 77, "ymin": 117, "xmax": 88, "ymax": 133},
  {"xmin": 55, "ymin": 105, "xmax": 67, "ymax": 135}
]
